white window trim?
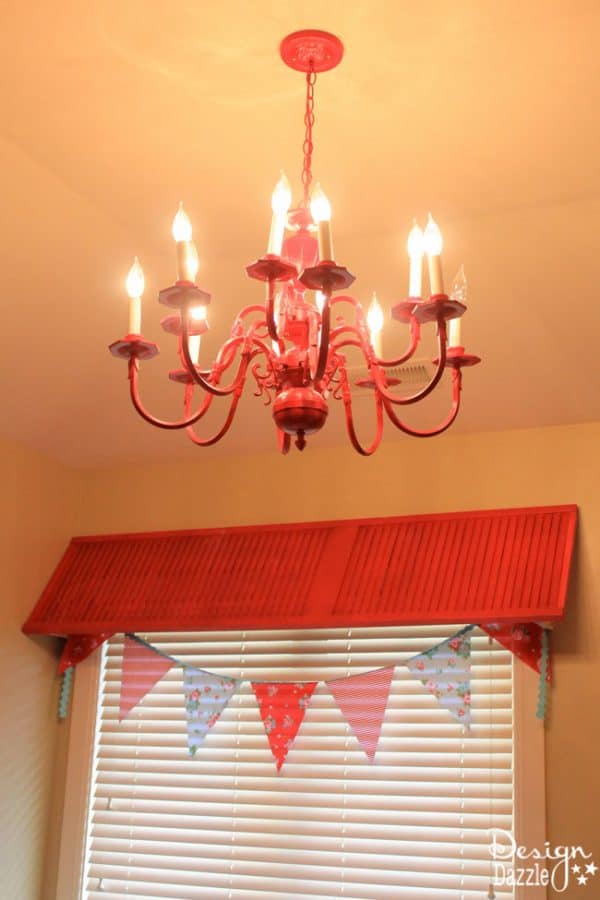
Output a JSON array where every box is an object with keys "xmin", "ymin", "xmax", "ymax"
[{"xmin": 54, "ymin": 643, "xmax": 547, "ymax": 900}]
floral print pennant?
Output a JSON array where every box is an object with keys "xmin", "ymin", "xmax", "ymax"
[
  {"xmin": 252, "ymin": 681, "xmax": 317, "ymax": 771},
  {"xmin": 406, "ymin": 626, "xmax": 474, "ymax": 728},
  {"xmin": 481, "ymin": 622, "xmax": 551, "ymax": 681},
  {"xmin": 183, "ymin": 668, "xmax": 240, "ymax": 756}
]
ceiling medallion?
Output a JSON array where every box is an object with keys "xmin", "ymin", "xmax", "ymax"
[{"xmin": 110, "ymin": 29, "xmax": 480, "ymax": 454}]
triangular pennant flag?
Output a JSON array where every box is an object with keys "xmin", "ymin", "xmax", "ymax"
[
  {"xmin": 183, "ymin": 668, "xmax": 240, "ymax": 756},
  {"xmin": 327, "ymin": 666, "xmax": 394, "ymax": 763},
  {"xmin": 481, "ymin": 623, "xmax": 551, "ymax": 681},
  {"xmin": 406, "ymin": 627, "xmax": 473, "ymax": 727},
  {"xmin": 58, "ymin": 632, "xmax": 113, "ymax": 674},
  {"xmin": 119, "ymin": 635, "xmax": 175, "ymax": 721},
  {"xmin": 252, "ymin": 681, "xmax": 317, "ymax": 771}
]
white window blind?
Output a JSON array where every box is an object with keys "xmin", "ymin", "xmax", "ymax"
[{"xmin": 83, "ymin": 626, "xmax": 513, "ymax": 900}]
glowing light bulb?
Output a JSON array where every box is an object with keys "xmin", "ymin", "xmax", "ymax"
[
  {"xmin": 451, "ymin": 264, "xmax": 467, "ymax": 303},
  {"xmin": 126, "ymin": 257, "xmax": 144, "ymax": 335},
  {"xmin": 449, "ymin": 265, "xmax": 467, "ymax": 348},
  {"xmin": 310, "ymin": 183, "xmax": 332, "ymax": 223},
  {"xmin": 424, "ymin": 213, "xmax": 444, "ymax": 295},
  {"xmin": 267, "ymin": 172, "xmax": 292, "ymax": 255},
  {"xmin": 187, "ymin": 243, "xmax": 199, "ymax": 282},
  {"xmin": 271, "ymin": 171, "xmax": 292, "ymax": 216},
  {"xmin": 126, "ymin": 257, "xmax": 144, "ymax": 299},
  {"xmin": 423, "ymin": 213, "xmax": 443, "ymax": 256},
  {"xmin": 407, "ymin": 221, "xmax": 425, "ymax": 259},
  {"xmin": 367, "ymin": 292, "xmax": 384, "ymax": 357},
  {"xmin": 310, "ymin": 183, "xmax": 334, "ymax": 261},
  {"xmin": 172, "ymin": 202, "xmax": 193, "ymax": 242},
  {"xmin": 186, "ymin": 305, "xmax": 206, "ymax": 365}
]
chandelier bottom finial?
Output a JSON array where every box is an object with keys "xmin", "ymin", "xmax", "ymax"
[{"xmin": 272, "ymin": 386, "xmax": 329, "ymax": 450}]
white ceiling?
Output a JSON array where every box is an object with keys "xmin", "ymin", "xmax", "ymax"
[{"xmin": 1, "ymin": 1, "xmax": 599, "ymax": 466}]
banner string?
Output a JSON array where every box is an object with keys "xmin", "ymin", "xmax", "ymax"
[{"xmin": 127, "ymin": 626, "xmax": 477, "ymax": 686}]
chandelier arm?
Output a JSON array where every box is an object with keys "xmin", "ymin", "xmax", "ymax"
[
  {"xmin": 340, "ymin": 372, "xmax": 385, "ymax": 456},
  {"xmin": 373, "ymin": 319, "xmax": 422, "ymax": 368},
  {"xmin": 180, "ymin": 312, "xmax": 245, "ymax": 396},
  {"xmin": 265, "ymin": 278, "xmax": 283, "ymax": 347},
  {"xmin": 382, "ymin": 368, "xmax": 462, "ymax": 437},
  {"xmin": 331, "ymin": 299, "xmax": 422, "ymax": 368},
  {"xmin": 184, "ymin": 356, "xmax": 251, "ymax": 446},
  {"xmin": 372, "ymin": 321, "xmax": 448, "ymax": 406},
  {"xmin": 330, "ymin": 294, "xmax": 361, "ymax": 311},
  {"xmin": 311, "ymin": 288, "xmax": 331, "ymax": 383},
  {"xmin": 128, "ymin": 359, "xmax": 214, "ymax": 429}
]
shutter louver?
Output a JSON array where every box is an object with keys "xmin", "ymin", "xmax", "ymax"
[{"xmin": 83, "ymin": 627, "xmax": 513, "ymax": 899}]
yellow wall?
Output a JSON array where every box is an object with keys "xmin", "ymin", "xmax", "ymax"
[
  {"xmin": 0, "ymin": 437, "xmax": 82, "ymax": 900},
  {"xmin": 7, "ymin": 421, "xmax": 600, "ymax": 897}
]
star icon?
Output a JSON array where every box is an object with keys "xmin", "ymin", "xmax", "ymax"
[
  {"xmin": 577, "ymin": 874, "xmax": 588, "ymax": 886},
  {"xmin": 572, "ymin": 864, "xmax": 581, "ymax": 874},
  {"xmin": 585, "ymin": 862, "xmax": 598, "ymax": 876}
]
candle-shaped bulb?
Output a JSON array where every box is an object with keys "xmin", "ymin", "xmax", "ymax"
[
  {"xmin": 271, "ymin": 171, "xmax": 292, "ymax": 216},
  {"xmin": 310, "ymin": 183, "xmax": 332, "ymax": 223},
  {"xmin": 424, "ymin": 213, "xmax": 444, "ymax": 295},
  {"xmin": 267, "ymin": 172, "xmax": 292, "ymax": 255},
  {"xmin": 407, "ymin": 221, "xmax": 425, "ymax": 259},
  {"xmin": 126, "ymin": 257, "xmax": 144, "ymax": 335},
  {"xmin": 448, "ymin": 265, "xmax": 466, "ymax": 349},
  {"xmin": 311, "ymin": 183, "xmax": 334, "ymax": 261},
  {"xmin": 451, "ymin": 264, "xmax": 467, "ymax": 303},
  {"xmin": 367, "ymin": 292, "xmax": 384, "ymax": 336},
  {"xmin": 126, "ymin": 257, "xmax": 144, "ymax": 299},
  {"xmin": 423, "ymin": 213, "xmax": 443, "ymax": 255},
  {"xmin": 190, "ymin": 305, "xmax": 207, "ymax": 322},
  {"xmin": 187, "ymin": 243, "xmax": 199, "ymax": 282},
  {"xmin": 367, "ymin": 292, "xmax": 384, "ymax": 357},
  {"xmin": 186, "ymin": 305, "xmax": 207, "ymax": 365},
  {"xmin": 172, "ymin": 202, "xmax": 193, "ymax": 242}
]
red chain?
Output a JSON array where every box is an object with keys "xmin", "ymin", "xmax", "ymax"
[{"xmin": 301, "ymin": 67, "xmax": 317, "ymax": 207}]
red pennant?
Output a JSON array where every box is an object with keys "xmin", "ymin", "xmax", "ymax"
[
  {"xmin": 119, "ymin": 635, "xmax": 175, "ymax": 720},
  {"xmin": 252, "ymin": 681, "xmax": 317, "ymax": 771},
  {"xmin": 327, "ymin": 666, "xmax": 394, "ymax": 762},
  {"xmin": 59, "ymin": 633, "xmax": 113, "ymax": 674},
  {"xmin": 481, "ymin": 623, "xmax": 551, "ymax": 681}
]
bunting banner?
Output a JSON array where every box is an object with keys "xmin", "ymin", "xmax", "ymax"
[
  {"xmin": 481, "ymin": 622, "xmax": 551, "ymax": 680},
  {"xmin": 107, "ymin": 625, "xmax": 547, "ymax": 766},
  {"xmin": 119, "ymin": 634, "xmax": 176, "ymax": 721},
  {"xmin": 406, "ymin": 626, "xmax": 474, "ymax": 727},
  {"xmin": 183, "ymin": 668, "xmax": 241, "ymax": 756},
  {"xmin": 251, "ymin": 681, "xmax": 317, "ymax": 771},
  {"xmin": 326, "ymin": 667, "xmax": 394, "ymax": 763}
]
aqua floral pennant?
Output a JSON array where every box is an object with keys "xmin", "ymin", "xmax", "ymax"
[
  {"xmin": 406, "ymin": 626, "xmax": 474, "ymax": 727},
  {"xmin": 183, "ymin": 668, "xmax": 240, "ymax": 756}
]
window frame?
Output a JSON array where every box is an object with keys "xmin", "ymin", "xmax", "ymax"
[{"xmin": 54, "ymin": 635, "xmax": 547, "ymax": 900}]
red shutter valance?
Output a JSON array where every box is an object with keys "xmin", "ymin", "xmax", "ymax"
[{"xmin": 22, "ymin": 505, "xmax": 577, "ymax": 637}]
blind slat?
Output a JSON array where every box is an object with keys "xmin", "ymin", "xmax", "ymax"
[{"xmin": 83, "ymin": 626, "xmax": 513, "ymax": 900}]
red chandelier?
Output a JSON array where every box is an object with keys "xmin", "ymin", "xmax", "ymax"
[{"xmin": 110, "ymin": 30, "xmax": 480, "ymax": 454}]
